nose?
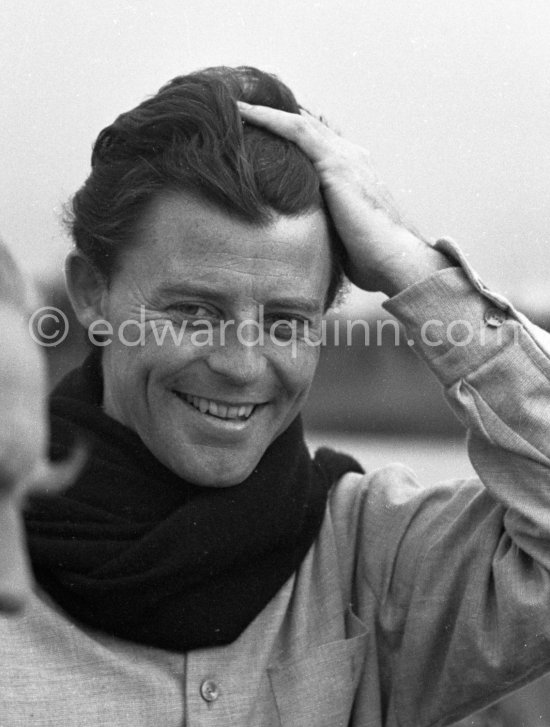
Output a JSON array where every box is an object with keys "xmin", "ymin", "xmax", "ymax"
[{"xmin": 205, "ymin": 326, "xmax": 267, "ymax": 385}]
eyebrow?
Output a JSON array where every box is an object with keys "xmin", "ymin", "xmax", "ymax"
[
  {"xmin": 266, "ymin": 297, "xmax": 323, "ymax": 314},
  {"xmin": 155, "ymin": 283, "xmax": 323, "ymax": 314}
]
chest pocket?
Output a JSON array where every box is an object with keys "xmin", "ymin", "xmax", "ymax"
[{"xmin": 267, "ymin": 610, "xmax": 368, "ymax": 727}]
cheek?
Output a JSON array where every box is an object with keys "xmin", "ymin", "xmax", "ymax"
[
  {"xmin": 101, "ymin": 342, "xmax": 149, "ymax": 423},
  {"xmin": 105, "ymin": 335, "xmax": 201, "ymax": 399},
  {"xmin": 271, "ymin": 345, "xmax": 320, "ymax": 397}
]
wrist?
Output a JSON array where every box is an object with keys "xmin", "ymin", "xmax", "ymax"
[
  {"xmin": 359, "ymin": 211, "xmax": 453, "ymax": 295},
  {"xmin": 377, "ymin": 242, "xmax": 454, "ymax": 297}
]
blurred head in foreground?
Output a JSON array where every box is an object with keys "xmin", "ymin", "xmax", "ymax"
[
  {"xmin": 0, "ymin": 240, "xmax": 79, "ymax": 610},
  {"xmin": 0, "ymin": 241, "xmax": 47, "ymax": 491}
]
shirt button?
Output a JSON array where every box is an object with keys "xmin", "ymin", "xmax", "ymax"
[
  {"xmin": 483, "ymin": 307, "xmax": 507, "ymax": 327},
  {"xmin": 200, "ymin": 679, "xmax": 220, "ymax": 702}
]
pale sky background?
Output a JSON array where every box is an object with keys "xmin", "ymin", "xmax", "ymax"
[{"xmin": 1, "ymin": 0, "xmax": 549, "ymax": 313}]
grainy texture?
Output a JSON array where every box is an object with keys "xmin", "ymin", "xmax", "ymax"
[{"xmin": 2, "ymin": 253, "xmax": 550, "ymax": 725}]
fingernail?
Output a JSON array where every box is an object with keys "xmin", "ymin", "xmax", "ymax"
[{"xmin": 237, "ymin": 101, "xmax": 252, "ymax": 109}]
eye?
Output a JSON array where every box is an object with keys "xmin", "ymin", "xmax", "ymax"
[
  {"xmin": 266, "ymin": 314, "xmax": 307, "ymax": 341},
  {"xmin": 168, "ymin": 302, "xmax": 217, "ymax": 320}
]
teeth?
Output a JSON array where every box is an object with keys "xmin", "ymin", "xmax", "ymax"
[{"xmin": 181, "ymin": 394, "xmax": 255, "ymax": 421}]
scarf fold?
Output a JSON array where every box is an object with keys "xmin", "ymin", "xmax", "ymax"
[{"xmin": 24, "ymin": 354, "xmax": 363, "ymax": 652}]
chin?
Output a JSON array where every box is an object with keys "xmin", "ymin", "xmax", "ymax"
[
  {"xmin": 181, "ymin": 468, "xmax": 255, "ymax": 488},
  {"xmin": 166, "ymin": 452, "xmax": 259, "ymax": 488}
]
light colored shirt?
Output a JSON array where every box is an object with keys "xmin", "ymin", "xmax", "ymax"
[{"xmin": 2, "ymin": 241, "xmax": 550, "ymax": 727}]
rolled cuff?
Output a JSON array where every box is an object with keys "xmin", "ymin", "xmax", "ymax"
[{"xmin": 382, "ymin": 238, "xmax": 525, "ymax": 386}]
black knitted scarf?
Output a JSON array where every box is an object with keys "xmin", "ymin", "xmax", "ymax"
[{"xmin": 24, "ymin": 354, "xmax": 363, "ymax": 652}]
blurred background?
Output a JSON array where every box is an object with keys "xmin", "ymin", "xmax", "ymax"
[{"xmin": 2, "ymin": 1, "xmax": 550, "ymax": 723}]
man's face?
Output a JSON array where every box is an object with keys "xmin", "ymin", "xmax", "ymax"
[{"xmin": 98, "ymin": 192, "xmax": 332, "ymax": 486}]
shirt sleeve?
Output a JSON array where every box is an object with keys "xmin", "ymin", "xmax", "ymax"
[{"xmin": 367, "ymin": 239, "xmax": 550, "ymax": 726}]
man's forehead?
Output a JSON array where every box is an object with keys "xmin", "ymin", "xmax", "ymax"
[
  {"xmin": 118, "ymin": 192, "xmax": 334, "ymax": 308},
  {"xmin": 139, "ymin": 192, "xmax": 330, "ymax": 250},
  {"xmin": 149, "ymin": 252, "xmax": 326, "ymax": 306},
  {"xmin": 138, "ymin": 191, "xmax": 329, "ymax": 259}
]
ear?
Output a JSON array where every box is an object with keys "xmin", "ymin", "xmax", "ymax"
[{"xmin": 65, "ymin": 252, "xmax": 108, "ymax": 330}]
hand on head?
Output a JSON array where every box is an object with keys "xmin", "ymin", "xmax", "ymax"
[{"xmin": 237, "ymin": 102, "xmax": 451, "ymax": 296}]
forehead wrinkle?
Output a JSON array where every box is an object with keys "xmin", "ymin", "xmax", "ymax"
[
  {"xmin": 186, "ymin": 249, "xmax": 302, "ymax": 269},
  {"xmin": 155, "ymin": 263, "xmax": 321, "ymax": 308},
  {"xmin": 159, "ymin": 256, "xmax": 305, "ymax": 284},
  {"xmin": 135, "ymin": 195, "xmax": 331, "ymax": 309}
]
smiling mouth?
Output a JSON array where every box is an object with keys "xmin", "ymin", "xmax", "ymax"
[{"xmin": 175, "ymin": 393, "xmax": 257, "ymax": 421}]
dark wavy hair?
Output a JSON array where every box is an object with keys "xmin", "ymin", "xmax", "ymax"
[{"xmin": 67, "ymin": 66, "xmax": 346, "ymax": 308}]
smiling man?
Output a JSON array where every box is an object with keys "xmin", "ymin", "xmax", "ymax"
[
  {"xmin": 68, "ymin": 193, "xmax": 332, "ymax": 486},
  {"xmin": 3, "ymin": 67, "xmax": 550, "ymax": 727}
]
